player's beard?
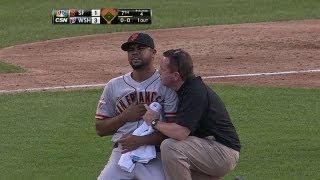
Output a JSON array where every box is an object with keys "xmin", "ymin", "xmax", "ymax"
[{"xmin": 130, "ymin": 59, "xmax": 148, "ymax": 70}]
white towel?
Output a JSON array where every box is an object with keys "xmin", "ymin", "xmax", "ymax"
[
  {"xmin": 118, "ymin": 102, "xmax": 162, "ymax": 172},
  {"xmin": 118, "ymin": 152, "xmax": 135, "ymax": 172},
  {"xmin": 118, "ymin": 122, "xmax": 155, "ymax": 172},
  {"xmin": 130, "ymin": 122, "xmax": 156, "ymax": 162}
]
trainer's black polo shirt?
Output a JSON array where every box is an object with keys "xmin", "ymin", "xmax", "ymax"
[{"xmin": 176, "ymin": 76, "xmax": 241, "ymax": 152}]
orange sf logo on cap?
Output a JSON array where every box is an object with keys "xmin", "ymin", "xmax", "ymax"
[{"xmin": 130, "ymin": 33, "xmax": 139, "ymax": 41}]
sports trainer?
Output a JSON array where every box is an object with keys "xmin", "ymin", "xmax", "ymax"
[
  {"xmin": 95, "ymin": 33, "xmax": 178, "ymax": 180},
  {"xmin": 143, "ymin": 49, "xmax": 241, "ymax": 180}
]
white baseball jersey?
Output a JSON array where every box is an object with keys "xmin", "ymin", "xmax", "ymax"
[{"xmin": 95, "ymin": 70, "xmax": 178, "ymax": 142}]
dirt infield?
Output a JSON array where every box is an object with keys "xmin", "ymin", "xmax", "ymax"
[{"xmin": 0, "ymin": 20, "xmax": 319, "ymax": 92}]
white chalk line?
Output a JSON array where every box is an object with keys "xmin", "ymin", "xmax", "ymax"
[
  {"xmin": 0, "ymin": 84, "xmax": 106, "ymax": 94},
  {"xmin": 1, "ymin": 69, "xmax": 319, "ymax": 94},
  {"xmin": 202, "ymin": 69, "xmax": 320, "ymax": 79}
]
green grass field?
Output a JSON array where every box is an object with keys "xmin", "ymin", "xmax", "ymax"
[
  {"xmin": 1, "ymin": 0, "xmax": 320, "ymax": 179},
  {"xmin": 0, "ymin": 61, "xmax": 25, "ymax": 74},
  {"xmin": 0, "ymin": 0, "xmax": 320, "ymax": 48},
  {"xmin": 0, "ymin": 86, "xmax": 319, "ymax": 179}
]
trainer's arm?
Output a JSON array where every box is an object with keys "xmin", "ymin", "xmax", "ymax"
[
  {"xmin": 136, "ymin": 116, "xmax": 176, "ymax": 145},
  {"xmin": 143, "ymin": 106, "xmax": 187, "ymax": 140},
  {"xmin": 153, "ymin": 121, "xmax": 190, "ymax": 141},
  {"xmin": 118, "ymin": 117, "xmax": 175, "ymax": 153},
  {"xmin": 138, "ymin": 116, "xmax": 177, "ymax": 144}
]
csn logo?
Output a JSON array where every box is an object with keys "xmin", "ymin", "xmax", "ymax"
[{"xmin": 56, "ymin": 10, "xmax": 68, "ymax": 17}]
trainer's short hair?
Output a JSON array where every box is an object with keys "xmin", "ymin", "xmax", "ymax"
[{"xmin": 163, "ymin": 49, "xmax": 194, "ymax": 81}]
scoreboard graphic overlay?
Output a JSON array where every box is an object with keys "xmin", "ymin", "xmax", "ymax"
[{"xmin": 52, "ymin": 8, "xmax": 152, "ymax": 24}]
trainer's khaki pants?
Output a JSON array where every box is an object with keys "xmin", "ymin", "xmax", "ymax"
[{"xmin": 160, "ymin": 136, "xmax": 239, "ymax": 180}]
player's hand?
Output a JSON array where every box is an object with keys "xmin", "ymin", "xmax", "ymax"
[
  {"xmin": 122, "ymin": 102, "xmax": 147, "ymax": 122},
  {"xmin": 118, "ymin": 134, "xmax": 143, "ymax": 153},
  {"xmin": 143, "ymin": 104, "xmax": 160, "ymax": 126}
]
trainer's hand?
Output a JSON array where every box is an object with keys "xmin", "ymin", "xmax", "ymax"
[
  {"xmin": 121, "ymin": 102, "xmax": 146, "ymax": 122},
  {"xmin": 118, "ymin": 134, "xmax": 143, "ymax": 153},
  {"xmin": 143, "ymin": 104, "xmax": 160, "ymax": 126}
]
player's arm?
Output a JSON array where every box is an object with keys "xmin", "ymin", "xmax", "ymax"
[
  {"xmin": 126, "ymin": 131, "xmax": 166, "ymax": 145},
  {"xmin": 95, "ymin": 115, "xmax": 126, "ymax": 137},
  {"xmin": 96, "ymin": 102, "xmax": 146, "ymax": 136},
  {"xmin": 118, "ymin": 129, "xmax": 167, "ymax": 153},
  {"xmin": 95, "ymin": 80, "xmax": 147, "ymax": 137}
]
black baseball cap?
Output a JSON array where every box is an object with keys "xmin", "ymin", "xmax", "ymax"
[{"xmin": 121, "ymin": 32, "xmax": 155, "ymax": 51}]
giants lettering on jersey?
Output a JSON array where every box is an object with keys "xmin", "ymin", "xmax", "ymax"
[{"xmin": 116, "ymin": 91, "xmax": 163, "ymax": 114}]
